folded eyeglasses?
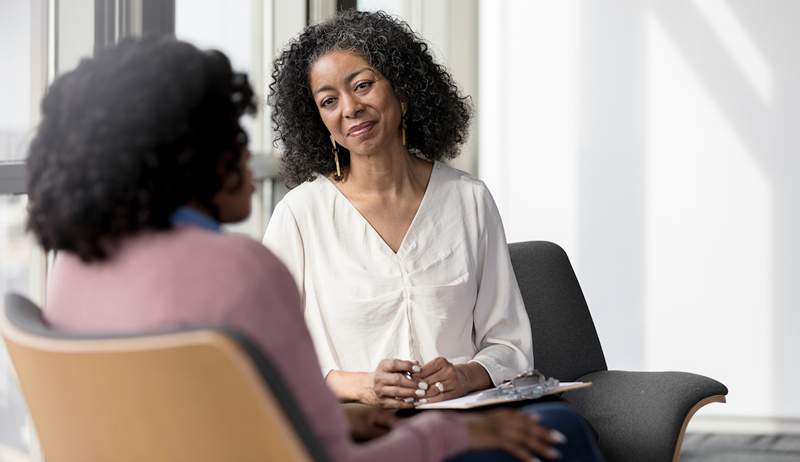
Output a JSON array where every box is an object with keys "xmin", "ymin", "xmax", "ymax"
[{"xmin": 469, "ymin": 369, "xmax": 561, "ymax": 403}]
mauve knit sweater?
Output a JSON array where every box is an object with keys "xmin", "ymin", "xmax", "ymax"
[{"xmin": 45, "ymin": 225, "xmax": 468, "ymax": 462}]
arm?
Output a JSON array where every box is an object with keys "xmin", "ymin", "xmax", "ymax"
[
  {"xmin": 469, "ymin": 184, "xmax": 534, "ymax": 385},
  {"xmin": 224, "ymin": 242, "xmax": 470, "ymax": 462},
  {"xmin": 417, "ymin": 358, "xmax": 492, "ymax": 403},
  {"xmin": 326, "ymin": 370, "xmax": 374, "ymax": 402},
  {"xmin": 420, "ymin": 185, "xmax": 532, "ymax": 397},
  {"xmin": 263, "ymin": 200, "xmax": 338, "ymax": 377},
  {"xmin": 340, "ymin": 403, "xmax": 397, "ymax": 442},
  {"xmin": 327, "ymin": 359, "xmax": 422, "ymax": 409}
]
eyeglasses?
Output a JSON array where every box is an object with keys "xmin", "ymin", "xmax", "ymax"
[{"xmin": 496, "ymin": 370, "xmax": 560, "ymax": 400}]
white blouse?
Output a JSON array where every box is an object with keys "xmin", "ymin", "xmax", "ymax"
[{"xmin": 263, "ymin": 161, "xmax": 533, "ymax": 385}]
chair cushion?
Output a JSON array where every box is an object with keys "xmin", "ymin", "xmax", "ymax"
[{"xmin": 562, "ymin": 370, "xmax": 728, "ymax": 462}]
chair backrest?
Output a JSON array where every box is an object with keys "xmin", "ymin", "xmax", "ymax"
[
  {"xmin": 1, "ymin": 293, "xmax": 329, "ymax": 462},
  {"xmin": 509, "ymin": 241, "xmax": 607, "ymax": 381}
]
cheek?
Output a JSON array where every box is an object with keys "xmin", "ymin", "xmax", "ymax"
[{"xmin": 319, "ymin": 112, "xmax": 339, "ymax": 133}]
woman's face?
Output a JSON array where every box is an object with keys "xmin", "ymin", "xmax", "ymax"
[
  {"xmin": 213, "ymin": 148, "xmax": 254, "ymax": 223},
  {"xmin": 309, "ymin": 50, "xmax": 403, "ymax": 157}
]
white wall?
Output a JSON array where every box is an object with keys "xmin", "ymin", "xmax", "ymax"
[
  {"xmin": 480, "ymin": 0, "xmax": 800, "ymax": 427},
  {"xmin": 358, "ymin": 0, "xmax": 480, "ymax": 174}
]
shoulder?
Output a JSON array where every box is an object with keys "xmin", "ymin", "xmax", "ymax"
[
  {"xmin": 171, "ymin": 227, "xmax": 291, "ymax": 283},
  {"xmin": 277, "ymin": 176, "xmax": 332, "ymax": 212},
  {"xmin": 433, "ymin": 161, "xmax": 495, "ymax": 207}
]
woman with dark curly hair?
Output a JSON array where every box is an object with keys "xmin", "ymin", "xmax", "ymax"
[
  {"xmin": 264, "ymin": 8, "xmax": 534, "ymax": 404},
  {"xmin": 263, "ymin": 11, "xmax": 603, "ymax": 461},
  {"xmin": 26, "ymin": 35, "xmax": 602, "ymax": 462}
]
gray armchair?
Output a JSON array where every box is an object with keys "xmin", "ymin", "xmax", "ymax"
[{"xmin": 508, "ymin": 241, "xmax": 727, "ymax": 462}]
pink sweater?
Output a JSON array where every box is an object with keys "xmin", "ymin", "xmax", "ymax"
[{"xmin": 45, "ymin": 225, "xmax": 469, "ymax": 462}]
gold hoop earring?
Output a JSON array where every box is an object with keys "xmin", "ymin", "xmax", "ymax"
[
  {"xmin": 401, "ymin": 102, "xmax": 408, "ymax": 146},
  {"xmin": 330, "ymin": 134, "xmax": 342, "ymax": 181}
]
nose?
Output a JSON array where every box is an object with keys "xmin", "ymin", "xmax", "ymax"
[{"xmin": 341, "ymin": 93, "xmax": 364, "ymax": 119}]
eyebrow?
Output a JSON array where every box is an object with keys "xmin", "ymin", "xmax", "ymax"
[{"xmin": 313, "ymin": 67, "xmax": 375, "ymax": 96}]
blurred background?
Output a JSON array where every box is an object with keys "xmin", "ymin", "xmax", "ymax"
[{"xmin": 1, "ymin": 0, "xmax": 798, "ymax": 460}]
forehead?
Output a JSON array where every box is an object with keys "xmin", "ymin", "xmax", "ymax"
[{"xmin": 309, "ymin": 50, "xmax": 376, "ymax": 89}]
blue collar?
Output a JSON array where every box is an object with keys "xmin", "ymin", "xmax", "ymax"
[{"xmin": 170, "ymin": 206, "xmax": 221, "ymax": 232}]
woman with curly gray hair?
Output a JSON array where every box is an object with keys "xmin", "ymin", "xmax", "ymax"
[{"xmin": 264, "ymin": 11, "xmax": 604, "ymax": 461}]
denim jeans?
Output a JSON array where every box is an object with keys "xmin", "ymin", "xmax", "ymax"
[{"xmin": 446, "ymin": 402, "xmax": 605, "ymax": 462}]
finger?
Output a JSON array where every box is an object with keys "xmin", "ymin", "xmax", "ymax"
[
  {"xmin": 521, "ymin": 413, "xmax": 567, "ymax": 444},
  {"xmin": 379, "ymin": 358, "xmax": 420, "ymax": 374},
  {"xmin": 375, "ymin": 371, "xmax": 419, "ymax": 390},
  {"xmin": 528, "ymin": 420, "xmax": 562, "ymax": 444},
  {"xmin": 418, "ymin": 357, "xmax": 449, "ymax": 379},
  {"xmin": 497, "ymin": 419, "xmax": 555, "ymax": 461},
  {"xmin": 499, "ymin": 441, "xmax": 535, "ymax": 462},
  {"xmin": 418, "ymin": 372, "xmax": 456, "ymax": 397},
  {"xmin": 523, "ymin": 436, "xmax": 558, "ymax": 461},
  {"xmin": 526, "ymin": 424, "xmax": 563, "ymax": 459},
  {"xmin": 416, "ymin": 387, "xmax": 462, "ymax": 403},
  {"xmin": 378, "ymin": 397, "xmax": 416, "ymax": 409},
  {"xmin": 376, "ymin": 385, "xmax": 425, "ymax": 399}
]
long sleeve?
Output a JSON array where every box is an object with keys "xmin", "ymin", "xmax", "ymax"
[
  {"xmin": 45, "ymin": 224, "xmax": 469, "ymax": 462},
  {"xmin": 224, "ymin": 245, "xmax": 469, "ymax": 462},
  {"xmin": 263, "ymin": 199, "xmax": 337, "ymax": 378},
  {"xmin": 263, "ymin": 200, "xmax": 305, "ymax": 301},
  {"xmin": 469, "ymin": 185, "xmax": 534, "ymax": 385}
]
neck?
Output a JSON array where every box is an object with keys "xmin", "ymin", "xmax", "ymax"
[
  {"xmin": 344, "ymin": 143, "xmax": 422, "ymax": 195},
  {"xmin": 185, "ymin": 201, "xmax": 216, "ymax": 220}
]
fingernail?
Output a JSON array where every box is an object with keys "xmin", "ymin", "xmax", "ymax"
[
  {"xmin": 418, "ymin": 381, "xmax": 429, "ymax": 390},
  {"xmin": 415, "ymin": 389, "xmax": 425, "ymax": 397},
  {"xmin": 411, "ymin": 365, "xmax": 421, "ymax": 373},
  {"xmin": 403, "ymin": 397, "xmax": 414, "ymax": 403},
  {"xmin": 418, "ymin": 398, "xmax": 428, "ymax": 404},
  {"xmin": 548, "ymin": 448, "xmax": 562, "ymax": 459},
  {"xmin": 551, "ymin": 430, "xmax": 567, "ymax": 444}
]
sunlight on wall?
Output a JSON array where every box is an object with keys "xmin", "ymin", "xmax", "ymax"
[
  {"xmin": 645, "ymin": 13, "xmax": 773, "ymax": 417},
  {"xmin": 693, "ymin": 0, "xmax": 774, "ymax": 106},
  {"xmin": 479, "ymin": 0, "xmax": 579, "ymax": 257}
]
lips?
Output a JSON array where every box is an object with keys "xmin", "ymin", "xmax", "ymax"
[{"xmin": 347, "ymin": 121, "xmax": 376, "ymax": 137}]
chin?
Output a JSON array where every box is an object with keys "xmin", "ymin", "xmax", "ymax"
[{"xmin": 220, "ymin": 207, "xmax": 252, "ymax": 224}]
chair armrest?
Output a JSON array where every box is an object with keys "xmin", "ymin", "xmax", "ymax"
[{"xmin": 561, "ymin": 370, "xmax": 727, "ymax": 462}]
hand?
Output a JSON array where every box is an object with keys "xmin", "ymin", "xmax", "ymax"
[
  {"xmin": 418, "ymin": 357, "xmax": 490, "ymax": 403},
  {"xmin": 341, "ymin": 403, "xmax": 398, "ymax": 442},
  {"xmin": 367, "ymin": 358, "xmax": 424, "ymax": 408},
  {"xmin": 463, "ymin": 409, "xmax": 566, "ymax": 461}
]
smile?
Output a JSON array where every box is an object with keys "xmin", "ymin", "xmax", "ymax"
[{"xmin": 347, "ymin": 121, "xmax": 376, "ymax": 138}]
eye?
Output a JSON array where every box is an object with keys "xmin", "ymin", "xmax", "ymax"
[
  {"xmin": 320, "ymin": 97, "xmax": 336, "ymax": 108},
  {"xmin": 354, "ymin": 80, "xmax": 373, "ymax": 92}
]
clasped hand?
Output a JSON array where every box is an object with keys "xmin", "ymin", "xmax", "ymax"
[{"xmin": 368, "ymin": 356, "xmax": 474, "ymax": 408}]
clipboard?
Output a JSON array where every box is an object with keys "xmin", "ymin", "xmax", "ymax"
[{"xmin": 415, "ymin": 381, "xmax": 592, "ymax": 410}]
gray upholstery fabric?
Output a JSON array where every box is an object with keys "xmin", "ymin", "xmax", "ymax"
[
  {"xmin": 508, "ymin": 241, "xmax": 729, "ymax": 462},
  {"xmin": 4, "ymin": 293, "xmax": 330, "ymax": 462},
  {"xmin": 563, "ymin": 370, "xmax": 728, "ymax": 462},
  {"xmin": 509, "ymin": 241, "xmax": 607, "ymax": 381}
]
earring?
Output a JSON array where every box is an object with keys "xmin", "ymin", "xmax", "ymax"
[
  {"xmin": 401, "ymin": 102, "xmax": 408, "ymax": 146},
  {"xmin": 330, "ymin": 134, "xmax": 342, "ymax": 181}
]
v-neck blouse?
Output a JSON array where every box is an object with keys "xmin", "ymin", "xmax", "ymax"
[{"xmin": 263, "ymin": 161, "xmax": 533, "ymax": 385}]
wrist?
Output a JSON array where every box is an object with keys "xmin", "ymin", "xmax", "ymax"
[
  {"xmin": 456, "ymin": 363, "xmax": 492, "ymax": 393},
  {"xmin": 327, "ymin": 370, "xmax": 371, "ymax": 402},
  {"xmin": 357, "ymin": 372, "xmax": 375, "ymax": 402}
]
